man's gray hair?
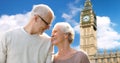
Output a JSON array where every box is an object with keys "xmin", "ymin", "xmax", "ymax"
[
  {"xmin": 53, "ymin": 22, "xmax": 75, "ymax": 44},
  {"xmin": 31, "ymin": 4, "xmax": 54, "ymax": 21}
]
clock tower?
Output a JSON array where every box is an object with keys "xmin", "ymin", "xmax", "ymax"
[{"xmin": 80, "ymin": 0, "xmax": 97, "ymax": 56}]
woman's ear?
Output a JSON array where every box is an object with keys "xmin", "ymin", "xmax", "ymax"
[{"xmin": 64, "ymin": 33, "xmax": 68, "ymax": 39}]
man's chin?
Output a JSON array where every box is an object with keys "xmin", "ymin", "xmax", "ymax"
[{"xmin": 39, "ymin": 31, "xmax": 44, "ymax": 35}]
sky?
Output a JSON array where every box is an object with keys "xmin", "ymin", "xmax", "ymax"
[{"xmin": 0, "ymin": 0, "xmax": 120, "ymax": 53}]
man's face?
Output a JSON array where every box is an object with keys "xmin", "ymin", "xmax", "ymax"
[{"xmin": 35, "ymin": 13, "xmax": 53, "ymax": 34}]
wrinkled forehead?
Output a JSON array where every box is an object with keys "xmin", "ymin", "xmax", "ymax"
[
  {"xmin": 52, "ymin": 26, "xmax": 58, "ymax": 32},
  {"xmin": 52, "ymin": 25, "xmax": 63, "ymax": 32}
]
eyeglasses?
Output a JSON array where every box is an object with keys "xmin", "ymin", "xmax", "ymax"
[{"xmin": 38, "ymin": 15, "xmax": 49, "ymax": 25}]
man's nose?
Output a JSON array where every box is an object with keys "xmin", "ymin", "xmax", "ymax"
[
  {"xmin": 45, "ymin": 25, "xmax": 50, "ymax": 29},
  {"xmin": 51, "ymin": 35, "xmax": 54, "ymax": 37}
]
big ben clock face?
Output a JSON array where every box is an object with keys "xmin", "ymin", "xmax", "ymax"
[{"xmin": 83, "ymin": 15, "xmax": 90, "ymax": 22}]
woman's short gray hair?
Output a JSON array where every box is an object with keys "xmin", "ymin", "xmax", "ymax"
[
  {"xmin": 31, "ymin": 4, "xmax": 54, "ymax": 21},
  {"xmin": 54, "ymin": 22, "xmax": 75, "ymax": 44}
]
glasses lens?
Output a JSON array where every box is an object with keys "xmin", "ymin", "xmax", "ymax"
[{"xmin": 38, "ymin": 15, "xmax": 49, "ymax": 25}]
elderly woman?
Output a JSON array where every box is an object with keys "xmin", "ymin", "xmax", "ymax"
[{"xmin": 51, "ymin": 22, "xmax": 90, "ymax": 63}]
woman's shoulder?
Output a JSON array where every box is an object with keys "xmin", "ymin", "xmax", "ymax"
[
  {"xmin": 77, "ymin": 49, "xmax": 88, "ymax": 54},
  {"xmin": 74, "ymin": 50, "xmax": 89, "ymax": 58}
]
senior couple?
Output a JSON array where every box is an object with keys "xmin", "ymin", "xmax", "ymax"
[{"xmin": 0, "ymin": 4, "xmax": 90, "ymax": 63}]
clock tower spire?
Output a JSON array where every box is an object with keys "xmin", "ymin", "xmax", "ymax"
[{"xmin": 80, "ymin": 0, "xmax": 97, "ymax": 56}]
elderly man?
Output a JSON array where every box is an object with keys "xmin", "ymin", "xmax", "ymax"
[{"xmin": 0, "ymin": 4, "xmax": 55, "ymax": 63}]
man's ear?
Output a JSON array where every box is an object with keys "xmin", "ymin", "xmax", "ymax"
[{"xmin": 34, "ymin": 15, "xmax": 38, "ymax": 22}]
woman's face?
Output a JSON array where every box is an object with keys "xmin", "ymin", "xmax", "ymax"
[{"xmin": 51, "ymin": 26, "xmax": 65, "ymax": 45}]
